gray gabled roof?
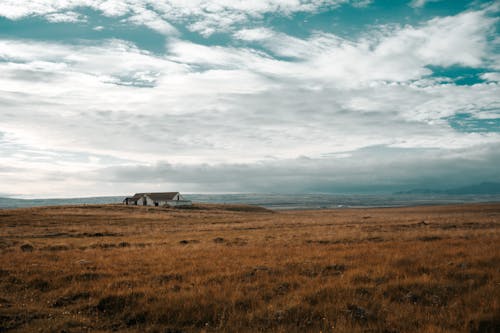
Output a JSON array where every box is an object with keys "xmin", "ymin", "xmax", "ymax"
[
  {"xmin": 146, "ymin": 192, "xmax": 179, "ymax": 201},
  {"xmin": 130, "ymin": 193, "xmax": 146, "ymax": 200},
  {"xmin": 127, "ymin": 192, "xmax": 181, "ymax": 201}
]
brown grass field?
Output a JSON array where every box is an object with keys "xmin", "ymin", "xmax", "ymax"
[{"xmin": 0, "ymin": 202, "xmax": 499, "ymax": 332}]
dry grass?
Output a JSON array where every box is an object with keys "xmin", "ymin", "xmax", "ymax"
[{"xmin": 0, "ymin": 202, "xmax": 499, "ymax": 332}]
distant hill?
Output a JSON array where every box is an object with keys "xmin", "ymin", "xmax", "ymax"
[
  {"xmin": 2, "ymin": 191, "xmax": 500, "ymax": 210},
  {"xmin": 396, "ymin": 182, "xmax": 500, "ymax": 195}
]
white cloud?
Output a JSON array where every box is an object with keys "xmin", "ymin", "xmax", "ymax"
[
  {"xmin": 410, "ymin": 0, "xmax": 443, "ymax": 8},
  {"xmin": 234, "ymin": 28, "xmax": 275, "ymax": 41},
  {"xmin": 124, "ymin": 7, "xmax": 177, "ymax": 35},
  {"xmin": 96, "ymin": 0, "xmax": 131, "ymax": 17},
  {"xmin": 1, "ymin": 33, "xmax": 499, "ymax": 165},
  {"xmin": 45, "ymin": 11, "xmax": 87, "ymax": 23},
  {"xmin": 232, "ymin": 9, "xmax": 497, "ymax": 84},
  {"xmin": 481, "ymin": 72, "xmax": 500, "ymax": 82},
  {"xmin": 0, "ymin": 0, "xmax": 359, "ymax": 36},
  {"xmin": 377, "ymin": 10, "xmax": 496, "ymax": 68},
  {"xmin": 0, "ymin": 39, "xmax": 185, "ymax": 84}
]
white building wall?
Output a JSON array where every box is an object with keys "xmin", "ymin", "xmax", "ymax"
[
  {"xmin": 131, "ymin": 194, "xmax": 191, "ymax": 207},
  {"xmin": 139, "ymin": 195, "xmax": 154, "ymax": 206},
  {"xmin": 166, "ymin": 200, "xmax": 192, "ymax": 207}
]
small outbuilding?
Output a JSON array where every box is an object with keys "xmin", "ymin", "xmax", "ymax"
[{"xmin": 123, "ymin": 192, "xmax": 192, "ymax": 207}]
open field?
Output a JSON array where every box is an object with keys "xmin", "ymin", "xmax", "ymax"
[{"xmin": 0, "ymin": 203, "xmax": 499, "ymax": 332}]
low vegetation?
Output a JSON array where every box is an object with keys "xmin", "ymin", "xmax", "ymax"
[{"xmin": 0, "ymin": 203, "xmax": 499, "ymax": 332}]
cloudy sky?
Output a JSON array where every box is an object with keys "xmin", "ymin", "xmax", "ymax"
[{"xmin": 1, "ymin": 0, "xmax": 499, "ymax": 197}]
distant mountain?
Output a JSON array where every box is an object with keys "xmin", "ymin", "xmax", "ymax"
[{"xmin": 396, "ymin": 182, "xmax": 500, "ymax": 195}]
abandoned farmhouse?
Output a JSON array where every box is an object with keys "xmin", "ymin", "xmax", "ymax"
[{"xmin": 123, "ymin": 192, "xmax": 192, "ymax": 207}]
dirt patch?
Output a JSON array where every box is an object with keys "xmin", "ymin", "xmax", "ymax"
[
  {"xmin": 364, "ymin": 236, "xmax": 385, "ymax": 242},
  {"xmin": 346, "ymin": 304, "xmax": 376, "ymax": 323},
  {"xmin": 110, "ymin": 280, "xmax": 138, "ymax": 289},
  {"xmin": 0, "ymin": 297, "xmax": 12, "ymax": 308},
  {"xmin": 0, "ymin": 239, "xmax": 16, "ymax": 250},
  {"xmin": 179, "ymin": 240, "xmax": 199, "ymax": 245},
  {"xmin": 418, "ymin": 235, "xmax": 443, "ymax": 242},
  {"xmin": 273, "ymin": 282, "xmax": 298, "ymax": 296},
  {"xmin": 58, "ymin": 320, "xmax": 90, "ymax": 332},
  {"xmin": 89, "ymin": 242, "xmax": 118, "ymax": 249},
  {"xmin": 351, "ymin": 274, "xmax": 373, "ymax": 284},
  {"xmin": 469, "ymin": 315, "xmax": 500, "ymax": 333},
  {"xmin": 0, "ymin": 312, "xmax": 45, "ymax": 331},
  {"xmin": 322, "ymin": 264, "xmax": 346, "ymax": 276},
  {"xmin": 82, "ymin": 232, "xmax": 122, "ymax": 237},
  {"xmin": 27, "ymin": 278, "xmax": 52, "ymax": 292},
  {"xmin": 44, "ymin": 244, "xmax": 71, "ymax": 251},
  {"xmin": 446, "ymin": 271, "xmax": 489, "ymax": 288},
  {"xmin": 64, "ymin": 273, "xmax": 108, "ymax": 282},
  {"xmin": 304, "ymin": 288, "xmax": 336, "ymax": 306},
  {"xmin": 227, "ymin": 237, "xmax": 248, "ymax": 246},
  {"xmin": 75, "ymin": 273, "xmax": 108, "ymax": 282},
  {"xmin": 126, "ymin": 312, "xmax": 148, "ymax": 327},
  {"xmin": 355, "ymin": 287, "xmax": 373, "ymax": 298},
  {"xmin": 384, "ymin": 283, "xmax": 459, "ymax": 306},
  {"xmin": 241, "ymin": 266, "xmax": 280, "ymax": 281},
  {"xmin": 31, "ymin": 232, "xmax": 70, "ymax": 238},
  {"xmin": 96, "ymin": 293, "xmax": 143, "ymax": 316},
  {"xmin": 52, "ymin": 292, "xmax": 91, "ymax": 307},
  {"xmin": 297, "ymin": 264, "xmax": 346, "ymax": 278},
  {"xmin": 157, "ymin": 274, "xmax": 183, "ymax": 283},
  {"xmin": 3, "ymin": 276, "xmax": 24, "ymax": 288},
  {"xmin": 20, "ymin": 244, "xmax": 34, "ymax": 252},
  {"xmin": 305, "ymin": 239, "xmax": 338, "ymax": 245}
]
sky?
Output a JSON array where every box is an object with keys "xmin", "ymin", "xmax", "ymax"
[{"xmin": 0, "ymin": 0, "xmax": 499, "ymax": 198}]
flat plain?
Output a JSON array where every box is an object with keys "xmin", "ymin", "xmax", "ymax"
[{"xmin": 0, "ymin": 203, "xmax": 499, "ymax": 332}]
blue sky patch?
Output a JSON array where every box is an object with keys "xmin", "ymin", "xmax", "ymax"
[
  {"xmin": 447, "ymin": 113, "xmax": 500, "ymax": 133},
  {"xmin": 426, "ymin": 65, "xmax": 489, "ymax": 85}
]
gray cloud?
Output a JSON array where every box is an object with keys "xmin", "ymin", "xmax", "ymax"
[{"xmin": 85, "ymin": 144, "xmax": 500, "ymax": 193}]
